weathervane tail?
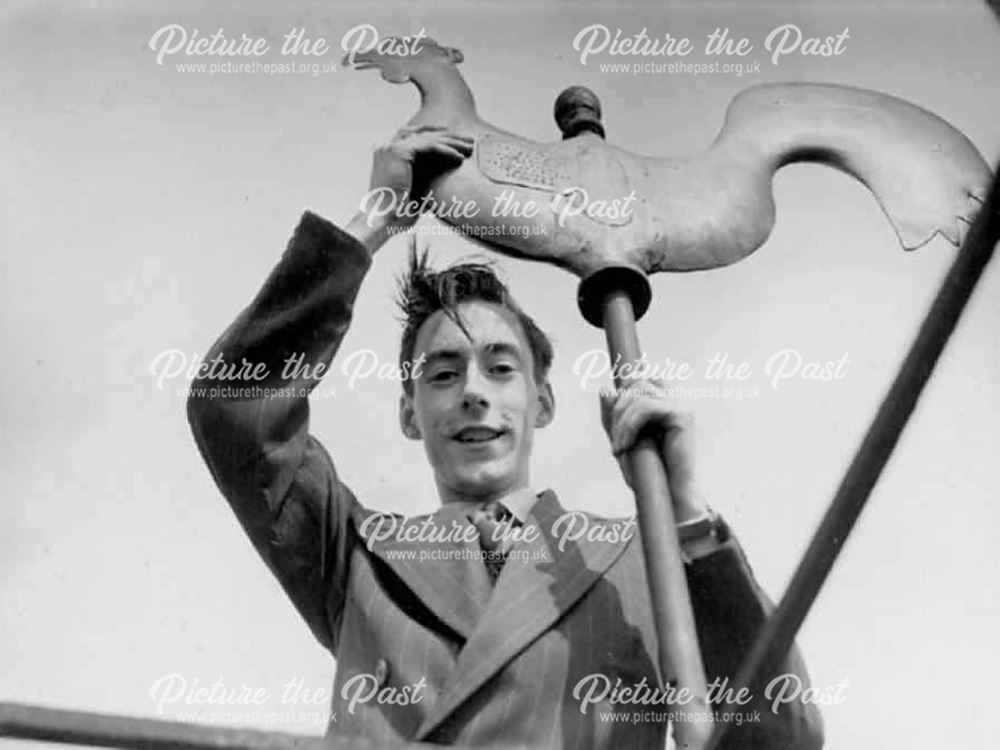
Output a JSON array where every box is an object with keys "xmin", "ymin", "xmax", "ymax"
[{"xmin": 716, "ymin": 83, "xmax": 991, "ymax": 250}]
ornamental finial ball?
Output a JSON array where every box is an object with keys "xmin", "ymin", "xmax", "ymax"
[{"xmin": 554, "ymin": 86, "xmax": 605, "ymax": 140}]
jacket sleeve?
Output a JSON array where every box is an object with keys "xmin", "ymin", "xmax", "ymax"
[
  {"xmin": 686, "ymin": 529, "xmax": 826, "ymax": 749},
  {"xmin": 186, "ymin": 211, "xmax": 372, "ymax": 653}
]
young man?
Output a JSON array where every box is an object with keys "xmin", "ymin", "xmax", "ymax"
[{"xmin": 188, "ymin": 126, "xmax": 824, "ymax": 748}]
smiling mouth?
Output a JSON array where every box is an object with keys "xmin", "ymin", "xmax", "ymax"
[{"xmin": 453, "ymin": 428, "xmax": 507, "ymax": 444}]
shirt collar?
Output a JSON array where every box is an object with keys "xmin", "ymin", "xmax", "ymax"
[{"xmin": 444, "ymin": 486, "xmax": 540, "ymax": 524}]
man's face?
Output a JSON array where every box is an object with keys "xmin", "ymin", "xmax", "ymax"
[{"xmin": 400, "ymin": 301, "xmax": 554, "ymax": 503}]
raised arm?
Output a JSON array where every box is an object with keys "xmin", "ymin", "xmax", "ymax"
[
  {"xmin": 186, "ymin": 127, "xmax": 474, "ymax": 651},
  {"xmin": 187, "ymin": 213, "xmax": 374, "ymax": 651}
]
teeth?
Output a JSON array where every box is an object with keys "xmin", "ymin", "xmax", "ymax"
[{"xmin": 458, "ymin": 430, "xmax": 500, "ymax": 443}]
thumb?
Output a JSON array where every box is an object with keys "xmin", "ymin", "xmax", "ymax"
[
  {"xmin": 599, "ymin": 391, "xmax": 614, "ymax": 432},
  {"xmin": 616, "ymin": 454, "xmax": 635, "ymax": 491}
]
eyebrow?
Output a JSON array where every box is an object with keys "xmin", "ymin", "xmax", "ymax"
[{"xmin": 423, "ymin": 341, "xmax": 524, "ymax": 366}]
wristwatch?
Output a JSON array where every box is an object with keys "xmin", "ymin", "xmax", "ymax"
[{"xmin": 677, "ymin": 508, "xmax": 730, "ymax": 545}]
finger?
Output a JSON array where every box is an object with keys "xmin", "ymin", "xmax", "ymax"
[
  {"xmin": 619, "ymin": 384, "xmax": 675, "ymax": 425},
  {"xmin": 613, "ymin": 397, "xmax": 670, "ymax": 455},
  {"xmin": 616, "ymin": 454, "xmax": 634, "ymax": 490},
  {"xmin": 392, "ymin": 136, "xmax": 468, "ymax": 166},
  {"xmin": 604, "ymin": 389, "xmax": 633, "ymax": 451},
  {"xmin": 393, "ymin": 126, "xmax": 473, "ymax": 151},
  {"xmin": 387, "ymin": 139, "xmax": 420, "ymax": 162},
  {"xmin": 645, "ymin": 377, "xmax": 667, "ymax": 391},
  {"xmin": 609, "ymin": 399, "xmax": 631, "ymax": 454},
  {"xmin": 394, "ymin": 124, "xmax": 447, "ymax": 139},
  {"xmin": 427, "ymin": 134, "xmax": 475, "ymax": 157},
  {"xmin": 421, "ymin": 143, "xmax": 469, "ymax": 163},
  {"xmin": 611, "ymin": 400, "xmax": 644, "ymax": 455},
  {"xmin": 629, "ymin": 378, "xmax": 664, "ymax": 399},
  {"xmin": 402, "ymin": 129, "xmax": 474, "ymax": 145},
  {"xmin": 438, "ymin": 134, "xmax": 476, "ymax": 150},
  {"xmin": 599, "ymin": 391, "xmax": 614, "ymax": 432},
  {"xmin": 399, "ymin": 131, "xmax": 474, "ymax": 158},
  {"xmin": 437, "ymin": 141, "xmax": 475, "ymax": 159},
  {"xmin": 656, "ymin": 410, "xmax": 690, "ymax": 445},
  {"xmin": 610, "ymin": 387, "xmax": 636, "ymax": 436},
  {"xmin": 388, "ymin": 129, "xmax": 449, "ymax": 156}
]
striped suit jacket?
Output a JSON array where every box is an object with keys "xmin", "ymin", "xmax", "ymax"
[{"xmin": 187, "ymin": 212, "xmax": 824, "ymax": 748}]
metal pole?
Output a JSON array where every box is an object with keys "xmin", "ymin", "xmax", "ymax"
[
  {"xmin": 600, "ymin": 288, "xmax": 712, "ymax": 749},
  {"xmin": 558, "ymin": 86, "xmax": 713, "ymax": 749}
]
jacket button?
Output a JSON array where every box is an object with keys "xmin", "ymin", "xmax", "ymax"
[{"xmin": 373, "ymin": 658, "xmax": 389, "ymax": 686}]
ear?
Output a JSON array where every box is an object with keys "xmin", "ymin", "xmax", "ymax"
[
  {"xmin": 534, "ymin": 380, "xmax": 555, "ymax": 429},
  {"xmin": 399, "ymin": 393, "xmax": 422, "ymax": 440}
]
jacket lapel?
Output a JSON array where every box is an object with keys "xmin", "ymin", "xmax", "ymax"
[
  {"xmin": 415, "ymin": 489, "xmax": 633, "ymax": 741},
  {"xmin": 354, "ymin": 502, "xmax": 492, "ymax": 640}
]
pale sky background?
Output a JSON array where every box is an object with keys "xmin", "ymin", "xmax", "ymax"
[{"xmin": 1, "ymin": 1, "xmax": 998, "ymax": 749}]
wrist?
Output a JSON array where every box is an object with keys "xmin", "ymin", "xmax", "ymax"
[
  {"xmin": 671, "ymin": 482, "xmax": 709, "ymax": 523},
  {"xmin": 344, "ymin": 211, "xmax": 394, "ymax": 255}
]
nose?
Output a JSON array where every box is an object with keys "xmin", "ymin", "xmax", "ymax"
[{"xmin": 461, "ymin": 362, "xmax": 490, "ymax": 411}]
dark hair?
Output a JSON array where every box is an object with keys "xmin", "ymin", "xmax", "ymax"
[{"xmin": 396, "ymin": 242, "xmax": 554, "ymax": 397}]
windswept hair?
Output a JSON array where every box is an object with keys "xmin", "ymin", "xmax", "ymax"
[{"xmin": 395, "ymin": 238, "xmax": 553, "ymax": 396}]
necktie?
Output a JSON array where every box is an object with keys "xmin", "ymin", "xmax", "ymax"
[{"xmin": 468, "ymin": 500, "xmax": 523, "ymax": 583}]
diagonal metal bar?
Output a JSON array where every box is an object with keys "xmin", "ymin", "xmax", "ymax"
[
  {"xmin": 706, "ymin": 164, "xmax": 1000, "ymax": 750},
  {"xmin": 0, "ymin": 701, "xmax": 515, "ymax": 750},
  {"xmin": 0, "ymin": 700, "xmax": 329, "ymax": 750},
  {"xmin": 0, "ymin": 701, "xmax": 343, "ymax": 750}
]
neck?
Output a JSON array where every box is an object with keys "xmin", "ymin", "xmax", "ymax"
[
  {"xmin": 438, "ymin": 478, "xmax": 532, "ymax": 507},
  {"xmin": 409, "ymin": 63, "xmax": 477, "ymax": 122}
]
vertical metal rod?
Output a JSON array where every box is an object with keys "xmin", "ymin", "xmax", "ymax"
[{"xmin": 601, "ymin": 289, "xmax": 712, "ymax": 749}]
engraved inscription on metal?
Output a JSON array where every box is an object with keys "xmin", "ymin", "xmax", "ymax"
[
  {"xmin": 477, "ymin": 133, "xmax": 574, "ymax": 191},
  {"xmin": 477, "ymin": 133, "xmax": 634, "ymax": 227}
]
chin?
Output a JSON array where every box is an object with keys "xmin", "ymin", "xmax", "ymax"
[
  {"xmin": 453, "ymin": 470, "xmax": 506, "ymax": 493},
  {"xmin": 449, "ymin": 463, "xmax": 514, "ymax": 494}
]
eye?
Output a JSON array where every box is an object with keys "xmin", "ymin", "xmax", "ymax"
[
  {"xmin": 429, "ymin": 369, "xmax": 457, "ymax": 384},
  {"xmin": 491, "ymin": 362, "xmax": 516, "ymax": 376}
]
